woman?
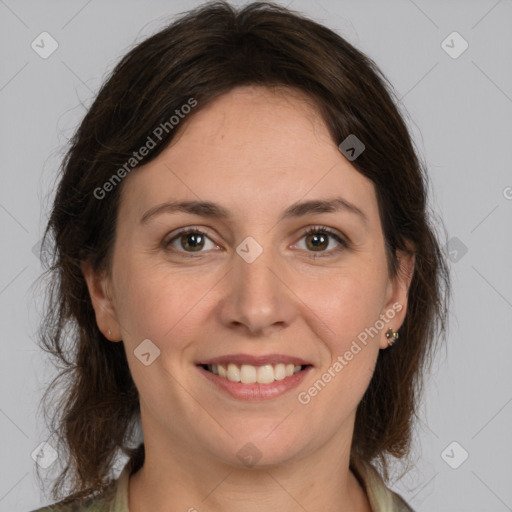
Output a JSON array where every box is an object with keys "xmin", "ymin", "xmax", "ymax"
[{"xmin": 31, "ymin": 1, "xmax": 449, "ymax": 511}]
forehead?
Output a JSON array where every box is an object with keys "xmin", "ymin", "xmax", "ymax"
[
  {"xmin": 117, "ymin": 85, "xmax": 379, "ymax": 227},
  {"xmin": 168, "ymin": 85, "xmax": 333, "ymax": 164}
]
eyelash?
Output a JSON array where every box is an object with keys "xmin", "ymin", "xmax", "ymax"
[{"xmin": 163, "ymin": 225, "xmax": 349, "ymax": 259}]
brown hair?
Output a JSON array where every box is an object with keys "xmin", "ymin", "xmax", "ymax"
[{"xmin": 36, "ymin": 0, "xmax": 450, "ymax": 505}]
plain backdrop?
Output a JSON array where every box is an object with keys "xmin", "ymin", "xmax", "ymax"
[{"xmin": 1, "ymin": 1, "xmax": 511, "ymax": 511}]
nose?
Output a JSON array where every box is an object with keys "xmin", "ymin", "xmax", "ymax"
[{"xmin": 217, "ymin": 239, "xmax": 298, "ymax": 336}]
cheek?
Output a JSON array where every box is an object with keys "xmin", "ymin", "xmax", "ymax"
[
  {"xmin": 307, "ymin": 265, "xmax": 389, "ymax": 344},
  {"xmin": 112, "ymin": 253, "xmax": 193, "ymax": 344},
  {"xmin": 302, "ymin": 271, "xmax": 385, "ymax": 413}
]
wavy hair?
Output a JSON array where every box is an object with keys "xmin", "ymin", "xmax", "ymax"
[{"xmin": 35, "ymin": 0, "xmax": 450, "ymax": 505}]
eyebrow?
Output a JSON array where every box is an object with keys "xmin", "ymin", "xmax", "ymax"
[{"xmin": 140, "ymin": 196, "xmax": 368, "ymax": 226}]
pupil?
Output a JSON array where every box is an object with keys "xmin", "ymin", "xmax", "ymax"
[
  {"xmin": 308, "ymin": 233, "xmax": 327, "ymax": 250},
  {"xmin": 184, "ymin": 233, "xmax": 203, "ymax": 251}
]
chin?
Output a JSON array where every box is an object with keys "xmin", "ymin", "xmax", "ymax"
[{"xmin": 205, "ymin": 429, "xmax": 306, "ymax": 469}]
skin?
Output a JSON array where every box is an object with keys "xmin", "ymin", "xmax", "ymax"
[{"xmin": 82, "ymin": 85, "xmax": 414, "ymax": 512}]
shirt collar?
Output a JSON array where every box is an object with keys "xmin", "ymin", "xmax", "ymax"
[{"xmin": 350, "ymin": 457, "xmax": 415, "ymax": 512}]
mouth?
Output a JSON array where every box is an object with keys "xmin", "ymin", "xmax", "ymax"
[
  {"xmin": 196, "ymin": 356, "xmax": 313, "ymax": 401},
  {"xmin": 199, "ymin": 362, "xmax": 312, "ymax": 384}
]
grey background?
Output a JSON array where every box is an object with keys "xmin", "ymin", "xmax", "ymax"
[{"xmin": 1, "ymin": 0, "xmax": 511, "ymax": 511}]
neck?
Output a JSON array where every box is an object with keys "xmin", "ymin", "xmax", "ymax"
[{"xmin": 128, "ymin": 438, "xmax": 371, "ymax": 512}]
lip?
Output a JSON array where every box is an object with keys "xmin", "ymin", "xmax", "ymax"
[
  {"xmin": 197, "ymin": 364, "xmax": 313, "ymax": 401},
  {"xmin": 197, "ymin": 353, "xmax": 312, "ymax": 366}
]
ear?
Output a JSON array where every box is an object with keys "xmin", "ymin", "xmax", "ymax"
[
  {"xmin": 81, "ymin": 260, "xmax": 122, "ymax": 342},
  {"xmin": 379, "ymin": 243, "xmax": 415, "ymax": 350}
]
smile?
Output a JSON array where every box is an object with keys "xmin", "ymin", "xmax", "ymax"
[
  {"xmin": 202, "ymin": 363, "xmax": 307, "ymax": 384},
  {"xmin": 196, "ymin": 357, "xmax": 313, "ymax": 401}
]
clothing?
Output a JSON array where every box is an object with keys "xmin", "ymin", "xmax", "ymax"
[
  {"xmin": 351, "ymin": 458, "xmax": 415, "ymax": 512},
  {"xmin": 30, "ymin": 455, "xmax": 414, "ymax": 512}
]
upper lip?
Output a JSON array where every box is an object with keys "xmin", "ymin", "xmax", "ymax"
[{"xmin": 197, "ymin": 353, "xmax": 312, "ymax": 366}]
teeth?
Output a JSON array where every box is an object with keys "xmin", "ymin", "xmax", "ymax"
[
  {"xmin": 227, "ymin": 363, "xmax": 240, "ymax": 382},
  {"xmin": 274, "ymin": 363, "xmax": 286, "ymax": 380},
  {"xmin": 240, "ymin": 364, "xmax": 257, "ymax": 384},
  {"xmin": 257, "ymin": 364, "xmax": 274, "ymax": 384},
  {"xmin": 206, "ymin": 363, "xmax": 304, "ymax": 384}
]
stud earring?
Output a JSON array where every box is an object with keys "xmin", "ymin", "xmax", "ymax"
[
  {"xmin": 108, "ymin": 328, "xmax": 112, "ymax": 337},
  {"xmin": 385, "ymin": 328, "xmax": 399, "ymax": 347}
]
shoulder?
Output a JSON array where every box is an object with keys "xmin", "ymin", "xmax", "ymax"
[
  {"xmin": 351, "ymin": 458, "xmax": 416, "ymax": 512},
  {"xmin": 28, "ymin": 482, "xmax": 117, "ymax": 512},
  {"xmin": 28, "ymin": 496, "xmax": 107, "ymax": 512},
  {"xmin": 388, "ymin": 492, "xmax": 415, "ymax": 512},
  {"xmin": 28, "ymin": 455, "xmax": 136, "ymax": 512}
]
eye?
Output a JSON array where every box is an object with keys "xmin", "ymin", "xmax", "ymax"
[
  {"xmin": 163, "ymin": 228, "xmax": 218, "ymax": 256},
  {"xmin": 163, "ymin": 225, "xmax": 349, "ymax": 259},
  {"xmin": 293, "ymin": 226, "xmax": 349, "ymax": 258}
]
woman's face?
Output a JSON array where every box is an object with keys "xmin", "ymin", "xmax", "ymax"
[{"xmin": 84, "ymin": 85, "xmax": 413, "ymax": 468}]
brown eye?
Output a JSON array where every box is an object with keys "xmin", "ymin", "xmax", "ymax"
[
  {"xmin": 179, "ymin": 232, "xmax": 205, "ymax": 252},
  {"xmin": 164, "ymin": 228, "xmax": 217, "ymax": 254},
  {"xmin": 305, "ymin": 231, "xmax": 329, "ymax": 251},
  {"xmin": 295, "ymin": 226, "xmax": 349, "ymax": 258}
]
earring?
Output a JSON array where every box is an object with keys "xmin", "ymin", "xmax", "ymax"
[
  {"xmin": 385, "ymin": 328, "xmax": 399, "ymax": 347},
  {"xmin": 108, "ymin": 328, "xmax": 112, "ymax": 338}
]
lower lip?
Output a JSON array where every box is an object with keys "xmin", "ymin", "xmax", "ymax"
[{"xmin": 197, "ymin": 365, "xmax": 312, "ymax": 401}]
